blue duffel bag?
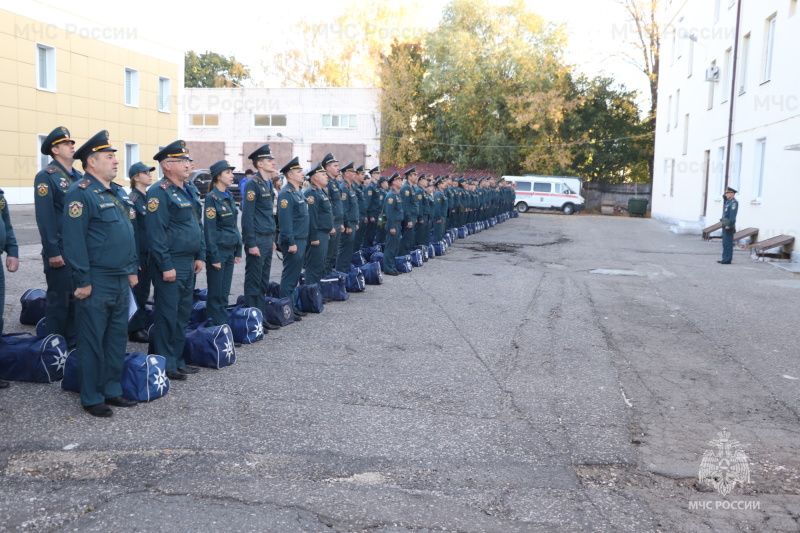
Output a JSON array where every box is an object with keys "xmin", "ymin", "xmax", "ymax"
[
  {"xmin": 188, "ymin": 300, "xmax": 208, "ymax": 329},
  {"xmin": 320, "ymin": 270, "xmax": 349, "ymax": 301},
  {"xmin": 444, "ymin": 233, "xmax": 453, "ymax": 246},
  {"xmin": 193, "ymin": 288, "xmax": 208, "ymax": 302},
  {"xmin": 226, "ymin": 306, "xmax": 264, "ymax": 344},
  {"xmin": 351, "ymin": 250, "xmax": 366, "ymax": 267},
  {"xmin": 433, "ymin": 241, "xmax": 446, "ymax": 256},
  {"xmin": 395, "ymin": 255, "xmax": 413, "ymax": 273},
  {"xmin": 511, "ymin": 210, "xmax": 519, "ymax": 218},
  {"xmin": 409, "ymin": 249, "xmax": 424, "ymax": 267},
  {"xmin": 61, "ymin": 349, "xmax": 79, "ymax": 392},
  {"xmin": 370, "ymin": 251, "xmax": 385, "ymax": 272},
  {"xmin": 361, "ymin": 262, "xmax": 383, "ymax": 285},
  {"xmin": 426, "ymin": 244, "xmax": 435, "ymax": 259},
  {"xmin": 266, "ymin": 281, "xmax": 282, "ymax": 298},
  {"xmin": 416, "ymin": 245, "xmax": 429, "ymax": 262},
  {"xmin": 121, "ymin": 352, "xmax": 170, "ymax": 402},
  {"xmin": 0, "ymin": 333, "xmax": 68, "ymax": 383},
  {"xmin": 346, "ymin": 267, "xmax": 366, "ymax": 293},
  {"xmin": 35, "ymin": 317, "xmax": 46, "ymax": 336},
  {"xmin": 264, "ymin": 296, "xmax": 295, "ymax": 326},
  {"xmin": 19, "ymin": 289, "xmax": 47, "ymax": 326},
  {"xmin": 295, "ymin": 283, "xmax": 324, "ymax": 313},
  {"xmin": 183, "ymin": 322, "xmax": 236, "ymax": 368},
  {"xmin": 458, "ymin": 226, "xmax": 468, "ymax": 239},
  {"xmin": 360, "ymin": 245, "xmax": 378, "ymax": 259}
]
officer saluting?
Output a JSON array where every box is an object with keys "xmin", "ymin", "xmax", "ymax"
[
  {"xmin": 277, "ymin": 157, "xmax": 309, "ymax": 315},
  {"xmin": 62, "ymin": 131, "xmax": 138, "ymax": 417},
  {"xmin": 719, "ymin": 187, "xmax": 738, "ymax": 265},
  {"xmin": 34, "ymin": 126, "xmax": 81, "ymax": 346},
  {"xmin": 146, "ymin": 140, "xmax": 205, "ymax": 381}
]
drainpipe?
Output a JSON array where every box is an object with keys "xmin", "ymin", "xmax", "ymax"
[{"xmin": 723, "ymin": 0, "xmax": 743, "ymax": 190}]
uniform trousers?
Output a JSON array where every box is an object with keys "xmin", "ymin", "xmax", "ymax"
[
  {"xmin": 304, "ymin": 231, "xmax": 330, "ymax": 285},
  {"xmin": 244, "ymin": 233, "xmax": 274, "ymax": 315},
  {"xmin": 151, "ymin": 254, "xmax": 194, "ymax": 372},
  {"xmin": 280, "ymin": 240, "xmax": 308, "ymax": 301},
  {"xmin": 43, "ymin": 255, "xmax": 75, "ymax": 346},
  {"xmin": 206, "ymin": 246, "xmax": 235, "ymax": 326}
]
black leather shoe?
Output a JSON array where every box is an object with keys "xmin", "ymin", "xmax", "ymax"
[
  {"xmin": 167, "ymin": 370, "xmax": 188, "ymax": 381},
  {"xmin": 263, "ymin": 321, "xmax": 280, "ymax": 330},
  {"xmin": 294, "ymin": 308, "xmax": 307, "ymax": 317},
  {"xmin": 718, "ymin": 261, "xmax": 731, "ymax": 264},
  {"xmin": 0, "ymin": 380, "xmax": 10, "ymax": 389},
  {"xmin": 128, "ymin": 329, "xmax": 149, "ymax": 343},
  {"xmin": 177, "ymin": 365, "xmax": 199, "ymax": 374},
  {"xmin": 105, "ymin": 395, "xmax": 138, "ymax": 407},
  {"xmin": 384, "ymin": 271, "xmax": 400, "ymax": 276},
  {"xmin": 84, "ymin": 403, "xmax": 113, "ymax": 417}
]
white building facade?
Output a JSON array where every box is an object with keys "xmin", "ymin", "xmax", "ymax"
[
  {"xmin": 180, "ymin": 87, "xmax": 381, "ymax": 172},
  {"xmin": 652, "ymin": 0, "xmax": 800, "ymax": 259}
]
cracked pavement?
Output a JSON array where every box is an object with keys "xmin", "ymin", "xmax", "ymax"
[{"xmin": 1, "ymin": 208, "xmax": 798, "ymax": 532}]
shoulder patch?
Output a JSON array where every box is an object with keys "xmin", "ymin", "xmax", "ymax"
[
  {"xmin": 129, "ymin": 208, "xmax": 136, "ymax": 220},
  {"xmin": 367, "ymin": 190, "xmax": 372, "ymax": 196},
  {"xmin": 37, "ymin": 183, "xmax": 49, "ymax": 196},
  {"xmin": 160, "ymin": 181, "xmax": 170, "ymax": 190},
  {"xmin": 148, "ymin": 198, "xmax": 159, "ymax": 212},
  {"xmin": 77, "ymin": 179, "xmax": 91, "ymax": 189},
  {"xmin": 731, "ymin": 202, "xmax": 737, "ymax": 210},
  {"xmin": 387, "ymin": 198, "xmax": 394, "ymax": 205},
  {"xmin": 0, "ymin": 197, "xmax": 6, "ymax": 210},
  {"xmin": 246, "ymin": 190, "xmax": 256, "ymax": 201},
  {"xmin": 307, "ymin": 195, "xmax": 315, "ymax": 204},
  {"xmin": 405, "ymin": 190, "xmax": 410, "ymax": 196},
  {"xmin": 205, "ymin": 207, "xmax": 216, "ymax": 219},
  {"xmin": 68, "ymin": 201, "xmax": 83, "ymax": 218},
  {"xmin": 280, "ymin": 198, "xmax": 289, "ymax": 209}
]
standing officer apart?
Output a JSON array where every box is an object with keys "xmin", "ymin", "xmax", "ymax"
[
  {"xmin": 719, "ymin": 187, "xmax": 738, "ymax": 265},
  {"xmin": 241, "ymin": 145, "xmax": 279, "ymax": 330},
  {"xmin": 62, "ymin": 131, "xmax": 138, "ymax": 417},
  {"xmin": 277, "ymin": 157, "xmax": 309, "ymax": 314},
  {"xmin": 336, "ymin": 162, "xmax": 360, "ymax": 272},
  {"xmin": 304, "ymin": 164, "xmax": 334, "ymax": 286},
  {"xmin": 35, "ymin": 126, "xmax": 81, "ymax": 345},
  {"xmin": 147, "ymin": 140, "xmax": 205, "ymax": 381},
  {"xmin": 323, "ymin": 153, "xmax": 345, "ymax": 275},
  {"xmin": 204, "ymin": 160, "xmax": 243, "ymax": 326},
  {"xmin": 381, "ymin": 173, "xmax": 404, "ymax": 276},
  {"xmin": 127, "ymin": 162, "xmax": 155, "ymax": 343},
  {"xmin": 0, "ymin": 186, "xmax": 19, "ymax": 389}
]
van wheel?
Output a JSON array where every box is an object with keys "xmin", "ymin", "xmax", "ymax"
[
  {"xmin": 516, "ymin": 202, "xmax": 529, "ymax": 213},
  {"xmin": 562, "ymin": 203, "xmax": 575, "ymax": 215}
]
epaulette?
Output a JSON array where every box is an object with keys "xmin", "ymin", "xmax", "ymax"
[
  {"xmin": 77, "ymin": 179, "xmax": 92, "ymax": 189},
  {"xmin": 128, "ymin": 189, "xmax": 140, "ymax": 201},
  {"xmin": 45, "ymin": 167, "xmax": 58, "ymax": 174},
  {"xmin": 210, "ymin": 191, "xmax": 220, "ymax": 201},
  {"xmin": 159, "ymin": 180, "xmax": 170, "ymax": 190}
]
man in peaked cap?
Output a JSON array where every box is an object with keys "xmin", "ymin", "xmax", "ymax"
[
  {"xmin": 304, "ymin": 164, "xmax": 335, "ymax": 286},
  {"xmin": 147, "ymin": 140, "xmax": 205, "ymax": 381},
  {"xmin": 322, "ymin": 153, "xmax": 345, "ymax": 275},
  {"xmin": 34, "ymin": 126, "xmax": 81, "ymax": 347},
  {"xmin": 719, "ymin": 187, "xmax": 738, "ymax": 264},
  {"xmin": 336, "ymin": 162, "xmax": 360, "ymax": 272},
  {"xmin": 381, "ymin": 173, "xmax": 404, "ymax": 275},
  {"xmin": 399, "ymin": 166, "xmax": 419, "ymax": 255},
  {"xmin": 62, "ymin": 131, "xmax": 139, "ymax": 417},
  {"xmin": 361, "ymin": 166, "xmax": 381, "ymax": 248},
  {"xmin": 241, "ymin": 144, "xmax": 280, "ymax": 330},
  {"xmin": 276, "ymin": 157, "xmax": 309, "ymax": 314}
]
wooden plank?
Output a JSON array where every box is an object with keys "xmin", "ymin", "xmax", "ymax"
[
  {"xmin": 702, "ymin": 221, "xmax": 723, "ymax": 241},
  {"xmin": 733, "ymin": 227, "xmax": 758, "ymax": 241},
  {"xmin": 752, "ymin": 235, "xmax": 795, "ymax": 257}
]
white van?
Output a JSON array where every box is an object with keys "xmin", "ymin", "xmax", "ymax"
[{"xmin": 502, "ymin": 175, "xmax": 586, "ymax": 215}]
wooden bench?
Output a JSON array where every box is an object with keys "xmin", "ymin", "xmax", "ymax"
[
  {"xmin": 752, "ymin": 235, "xmax": 795, "ymax": 259},
  {"xmin": 702, "ymin": 221, "xmax": 722, "ymax": 240},
  {"xmin": 733, "ymin": 227, "xmax": 758, "ymax": 243}
]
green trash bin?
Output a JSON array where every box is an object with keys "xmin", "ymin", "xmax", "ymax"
[{"xmin": 628, "ymin": 198, "xmax": 648, "ymax": 216}]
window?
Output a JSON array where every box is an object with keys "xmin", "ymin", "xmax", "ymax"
[
  {"xmin": 722, "ymin": 48, "xmax": 732, "ymax": 102},
  {"xmin": 254, "ymin": 114, "xmax": 287, "ymax": 127},
  {"xmin": 791, "ymin": 0, "xmax": 797, "ymax": 18},
  {"xmin": 664, "ymin": 159, "xmax": 675, "ymax": 197},
  {"xmin": 670, "ymin": 29, "xmax": 676, "ymax": 65},
  {"xmin": 753, "ymin": 138, "xmax": 766, "ymax": 201},
  {"xmin": 731, "ymin": 142, "xmax": 742, "ymax": 191},
  {"xmin": 158, "ymin": 77, "xmax": 171, "ymax": 112},
  {"xmin": 762, "ymin": 15, "xmax": 776, "ymax": 83},
  {"xmin": 715, "ymin": 147, "xmax": 725, "ymax": 199},
  {"xmin": 37, "ymin": 134, "xmax": 49, "ymax": 170},
  {"xmin": 124, "ymin": 68, "xmax": 139, "ymax": 107},
  {"xmin": 533, "ymin": 182, "xmax": 551, "ymax": 193},
  {"xmin": 738, "ymin": 33, "xmax": 750, "ymax": 94},
  {"xmin": 515, "ymin": 181, "xmax": 531, "ymax": 192},
  {"xmin": 708, "ymin": 60, "xmax": 716, "ymax": 109},
  {"xmin": 124, "ymin": 144, "xmax": 139, "ymax": 180},
  {"xmin": 682, "ymin": 114, "xmax": 690, "ymax": 155},
  {"xmin": 674, "ymin": 89, "xmax": 680, "ymax": 129},
  {"xmin": 666, "ymin": 95, "xmax": 672, "ymax": 131},
  {"xmin": 190, "ymin": 114, "xmax": 219, "ymax": 127},
  {"xmin": 687, "ymin": 38, "xmax": 694, "ymax": 77},
  {"xmin": 714, "ymin": 0, "xmax": 722, "ymax": 22},
  {"xmin": 36, "ymin": 43, "xmax": 56, "ymax": 92},
  {"xmin": 322, "ymin": 114, "xmax": 357, "ymax": 128}
]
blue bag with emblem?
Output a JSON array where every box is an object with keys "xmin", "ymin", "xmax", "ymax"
[
  {"xmin": 426, "ymin": 244, "xmax": 435, "ymax": 259},
  {"xmin": 370, "ymin": 252, "xmax": 385, "ymax": 272},
  {"xmin": 409, "ymin": 249, "xmax": 424, "ymax": 267},
  {"xmin": 35, "ymin": 317, "xmax": 47, "ymax": 336},
  {"xmin": 416, "ymin": 246, "xmax": 429, "ymax": 262},
  {"xmin": 266, "ymin": 281, "xmax": 282, "ymax": 298},
  {"xmin": 351, "ymin": 250, "xmax": 366, "ymax": 267},
  {"xmin": 511, "ymin": 210, "xmax": 519, "ymax": 218},
  {"xmin": 188, "ymin": 300, "xmax": 207, "ymax": 329},
  {"xmin": 444, "ymin": 233, "xmax": 453, "ymax": 246},
  {"xmin": 193, "ymin": 288, "xmax": 208, "ymax": 302},
  {"xmin": 183, "ymin": 322, "xmax": 237, "ymax": 369},
  {"xmin": 61, "ymin": 349, "xmax": 79, "ymax": 392},
  {"xmin": 346, "ymin": 267, "xmax": 366, "ymax": 293},
  {"xmin": 19, "ymin": 289, "xmax": 47, "ymax": 325},
  {"xmin": 320, "ymin": 270, "xmax": 349, "ymax": 301},
  {"xmin": 226, "ymin": 306, "xmax": 264, "ymax": 344},
  {"xmin": 263, "ymin": 296, "xmax": 295, "ymax": 326},
  {"xmin": 458, "ymin": 226, "xmax": 468, "ymax": 239},
  {"xmin": 0, "ymin": 333, "xmax": 68, "ymax": 383},
  {"xmin": 433, "ymin": 242, "xmax": 445, "ymax": 256},
  {"xmin": 395, "ymin": 255, "xmax": 413, "ymax": 273},
  {"xmin": 120, "ymin": 352, "xmax": 170, "ymax": 402},
  {"xmin": 361, "ymin": 262, "xmax": 383, "ymax": 285},
  {"xmin": 295, "ymin": 284, "xmax": 324, "ymax": 313}
]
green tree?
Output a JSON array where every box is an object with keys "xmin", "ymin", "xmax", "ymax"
[{"xmin": 185, "ymin": 51, "xmax": 251, "ymax": 88}]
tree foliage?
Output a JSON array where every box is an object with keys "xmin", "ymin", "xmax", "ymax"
[{"xmin": 185, "ymin": 51, "xmax": 251, "ymax": 88}]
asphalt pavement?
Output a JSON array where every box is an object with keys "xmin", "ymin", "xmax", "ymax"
[{"xmin": 1, "ymin": 207, "xmax": 798, "ymax": 532}]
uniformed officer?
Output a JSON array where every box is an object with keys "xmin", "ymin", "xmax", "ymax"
[
  {"xmin": 415, "ymin": 173, "xmax": 431, "ymax": 246},
  {"xmin": 353, "ymin": 166, "xmax": 369, "ymax": 250},
  {"xmin": 432, "ymin": 177, "xmax": 448, "ymax": 243},
  {"xmin": 361, "ymin": 166, "xmax": 381, "ymax": 247},
  {"xmin": 34, "ymin": 126, "xmax": 81, "ymax": 346},
  {"xmin": 241, "ymin": 145, "xmax": 279, "ymax": 330},
  {"xmin": 277, "ymin": 157, "xmax": 310, "ymax": 311},
  {"xmin": 382, "ymin": 173, "xmax": 404, "ymax": 276},
  {"xmin": 204, "ymin": 160, "xmax": 243, "ymax": 326},
  {"xmin": 374, "ymin": 175, "xmax": 390, "ymax": 245},
  {"xmin": 304, "ymin": 164, "xmax": 335, "ymax": 285},
  {"xmin": 147, "ymin": 140, "xmax": 205, "ymax": 381},
  {"xmin": 399, "ymin": 167, "xmax": 419, "ymax": 255},
  {"xmin": 62, "ymin": 131, "xmax": 138, "ymax": 417},
  {"xmin": 336, "ymin": 162, "xmax": 360, "ymax": 272},
  {"xmin": 719, "ymin": 187, "xmax": 738, "ymax": 264},
  {"xmin": 323, "ymin": 153, "xmax": 345, "ymax": 275},
  {"xmin": 127, "ymin": 162, "xmax": 156, "ymax": 343},
  {"xmin": 0, "ymin": 186, "xmax": 19, "ymax": 343}
]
